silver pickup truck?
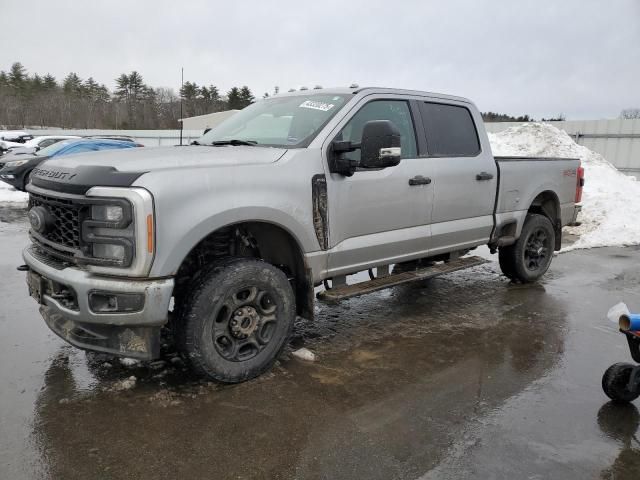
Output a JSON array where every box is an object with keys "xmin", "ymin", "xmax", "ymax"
[{"xmin": 21, "ymin": 87, "xmax": 583, "ymax": 382}]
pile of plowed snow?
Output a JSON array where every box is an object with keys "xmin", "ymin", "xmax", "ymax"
[{"xmin": 488, "ymin": 123, "xmax": 640, "ymax": 251}]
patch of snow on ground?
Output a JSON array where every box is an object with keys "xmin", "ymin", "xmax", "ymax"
[
  {"xmin": 119, "ymin": 357, "xmax": 140, "ymax": 367},
  {"xmin": 292, "ymin": 347, "xmax": 316, "ymax": 362},
  {"xmin": 488, "ymin": 123, "xmax": 640, "ymax": 251},
  {"xmin": 0, "ymin": 182, "xmax": 28, "ymax": 204}
]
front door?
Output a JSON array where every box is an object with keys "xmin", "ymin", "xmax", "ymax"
[{"xmin": 324, "ymin": 97, "xmax": 433, "ymax": 277}]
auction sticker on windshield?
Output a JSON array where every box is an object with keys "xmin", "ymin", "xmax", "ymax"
[{"xmin": 299, "ymin": 100, "xmax": 335, "ymax": 112}]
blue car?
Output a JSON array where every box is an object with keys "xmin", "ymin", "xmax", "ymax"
[{"xmin": 0, "ymin": 138, "xmax": 142, "ymax": 191}]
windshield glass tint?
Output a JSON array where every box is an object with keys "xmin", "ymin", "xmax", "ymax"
[
  {"xmin": 37, "ymin": 139, "xmax": 76, "ymax": 157},
  {"xmin": 199, "ymin": 94, "xmax": 350, "ymax": 148}
]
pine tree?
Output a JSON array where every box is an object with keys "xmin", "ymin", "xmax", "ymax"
[
  {"xmin": 227, "ymin": 87, "xmax": 242, "ymax": 110},
  {"xmin": 42, "ymin": 74, "xmax": 57, "ymax": 90},
  {"xmin": 63, "ymin": 73, "xmax": 83, "ymax": 95},
  {"xmin": 114, "ymin": 71, "xmax": 149, "ymax": 128},
  {"xmin": 238, "ymin": 86, "xmax": 255, "ymax": 108},
  {"xmin": 8, "ymin": 62, "xmax": 27, "ymax": 88}
]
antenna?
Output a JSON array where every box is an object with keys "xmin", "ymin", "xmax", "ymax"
[{"xmin": 179, "ymin": 67, "xmax": 184, "ymax": 146}]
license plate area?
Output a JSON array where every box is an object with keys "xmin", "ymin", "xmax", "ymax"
[{"xmin": 27, "ymin": 271, "xmax": 43, "ymax": 304}]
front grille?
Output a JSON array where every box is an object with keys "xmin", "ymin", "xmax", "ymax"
[
  {"xmin": 29, "ymin": 192, "xmax": 83, "ymax": 250},
  {"xmin": 27, "ymin": 245, "xmax": 71, "ymax": 270}
]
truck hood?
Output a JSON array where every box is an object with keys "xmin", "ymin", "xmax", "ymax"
[
  {"xmin": 43, "ymin": 145, "xmax": 288, "ymax": 172},
  {"xmin": 29, "ymin": 145, "xmax": 288, "ymax": 195}
]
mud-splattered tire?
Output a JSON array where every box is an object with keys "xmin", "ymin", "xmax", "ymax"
[
  {"xmin": 498, "ymin": 214, "xmax": 555, "ymax": 283},
  {"xmin": 176, "ymin": 257, "xmax": 295, "ymax": 383},
  {"xmin": 602, "ymin": 363, "xmax": 640, "ymax": 403}
]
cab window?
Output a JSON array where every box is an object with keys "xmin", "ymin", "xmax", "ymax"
[
  {"xmin": 419, "ymin": 102, "xmax": 480, "ymax": 157},
  {"xmin": 338, "ymin": 100, "xmax": 417, "ymax": 162}
]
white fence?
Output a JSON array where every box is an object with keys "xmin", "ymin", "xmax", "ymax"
[{"xmin": 485, "ymin": 119, "xmax": 640, "ymax": 175}]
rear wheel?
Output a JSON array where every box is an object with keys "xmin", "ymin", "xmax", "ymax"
[
  {"xmin": 176, "ymin": 257, "xmax": 295, "ymax": 383},
  {"xmin": 602, "ymin": 363, "xmax": 640, "ymax": 403},
  {"xmin": 498, "ymin": 214, "xmax": 555, "ymax": 283}
]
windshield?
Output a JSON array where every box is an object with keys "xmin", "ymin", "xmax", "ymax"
[
  {"xmin": 37, "ymin": 139, "xmax": 75, "ymax": 157},
  {"xmin": 199, "ymin": 94, "xmax": 350, "ymax": 148}
]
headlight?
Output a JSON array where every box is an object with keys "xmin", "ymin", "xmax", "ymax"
[
  {"xmin": 84, "ymin": 187, "xmax": 155, "ymax": 277},
  {"xmin": 91, "ymin": 205, "xmax": 124, "ymax": 222},
  {"xmin": 5, "ymin": 159, "xmax": 29, "ymax": 167}
]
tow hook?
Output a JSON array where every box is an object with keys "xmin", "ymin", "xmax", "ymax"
[{"xmin": 16, "ymin": 265, "xmax": 29, "ymax": 272}]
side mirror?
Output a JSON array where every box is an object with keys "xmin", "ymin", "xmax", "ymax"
[
  {"xmin": 359, "ymin": 120, "xmax": 402, "ymax": 169},
  {"xmin": 330, "ymin": 119, "xmax": 402, "ymax": 176}
]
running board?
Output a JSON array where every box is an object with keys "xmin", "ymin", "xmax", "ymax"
[{"xmin": 317, "ymin": 256, "xmax": 489, "ymax": 302}]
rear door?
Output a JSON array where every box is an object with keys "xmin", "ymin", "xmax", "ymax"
[
  {"xmin": 324, "ymin": 95, "xmax": 434, "ymax": 276},
  {"xmin": 417, "ymin": 101, "xmax": 497, "ymax": 254}
]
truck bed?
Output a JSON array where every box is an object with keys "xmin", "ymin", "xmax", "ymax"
[{"xmin": 493, "ymin": 155, "xmax": 581, "ymax": 237}]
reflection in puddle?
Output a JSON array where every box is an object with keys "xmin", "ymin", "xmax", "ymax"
[{"xmin": 597, "ymin": 402, "xmax": 640, "ymax": 479}]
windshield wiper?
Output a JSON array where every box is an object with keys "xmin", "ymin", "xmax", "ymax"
[{"xmin": 211, "ymin": 139, "xmax": 258, "ymax": 146}]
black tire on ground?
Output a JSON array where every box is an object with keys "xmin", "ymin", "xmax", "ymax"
[
  {"xmin": 175, "ymin": 257, "xmax": 295, "ymax": 383},
  {"xmin": 498, "ymin": 213, "xmax": 555, "ymax": 283},
  {"xmin": 498, "ymin": 245, "xmax": 517, "ymax": 280},
  {"xmin": 602, "ymin": 363, "xmax": 640, "ymax": 403}
]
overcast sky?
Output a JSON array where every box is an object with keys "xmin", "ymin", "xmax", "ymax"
[{"xmin": 1, "ymin": 0, "xmax": 638, "ymax": 119}]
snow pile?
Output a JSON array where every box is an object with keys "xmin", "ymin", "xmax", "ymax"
[
  {"xmin": 488, "ymin": 123, "xmax": 640, "ymax": 250},
  {"xmin": 0, "ymin": 181, "xmax": 27, "ymax": 203}
]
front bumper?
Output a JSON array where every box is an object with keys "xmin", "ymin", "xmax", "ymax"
[{"xmin": 23, "ymin": 245, "xmax": 174, "ymax": 359}]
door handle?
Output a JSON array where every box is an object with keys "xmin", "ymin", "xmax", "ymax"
[
  {"xmin": 408, "ymin": 175, "xmax": 432, "ymax": 186},
  {"xmin": 476, "ymin": 172, "xmax": 494, "ymax": 181}
]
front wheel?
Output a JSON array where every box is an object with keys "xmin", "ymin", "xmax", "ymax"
[
  {"xmin": 176, "ymin": 257, "xmax": 296, "ymax": 383},
  {"xmin": 498, "ymin": 213, "xmax": 555, "ymax": 283}
]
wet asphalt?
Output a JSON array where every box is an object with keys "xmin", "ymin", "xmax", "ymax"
[{"xmin": 1, "ymin": 205, "xmax": 640, "ymax": 479}]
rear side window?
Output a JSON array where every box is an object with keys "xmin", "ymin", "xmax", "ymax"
[{"xmin": 419, "ymin": 102, "xmax": 480, "ymax": 157}]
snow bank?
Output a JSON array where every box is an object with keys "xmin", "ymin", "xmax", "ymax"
[
  {"xmin": 0, "ymin": 182, "xmax": 27, "ymax": 204},
  {"xmin": 488, "ymin": 123, "xmax": 640, "ymax": 251}
]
